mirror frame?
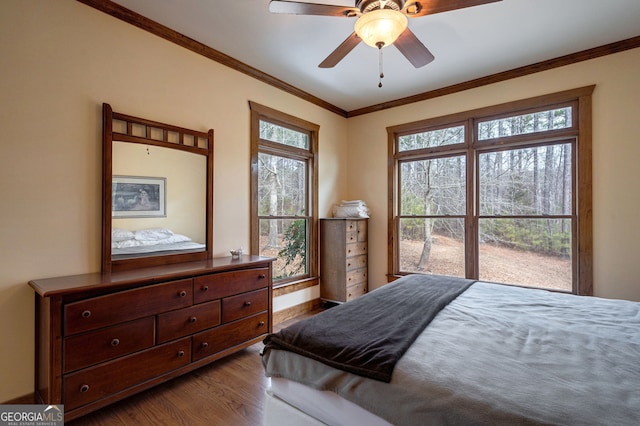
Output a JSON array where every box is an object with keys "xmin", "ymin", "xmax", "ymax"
[{"xmin": 102, "ymin": 103, "xmax": 214, "ymax": 272}]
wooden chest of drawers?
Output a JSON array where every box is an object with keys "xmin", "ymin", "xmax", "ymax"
[
  {"xmin": 29, "ymin": 256, "xmax": 273, "ymax": 421},
  {"xmin": 320, "ymin": 218, "xmax": 368, "ymax": 303}
]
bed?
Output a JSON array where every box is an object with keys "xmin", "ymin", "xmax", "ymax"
[
  {"xmin": 111, "ymin": 227, "xmax": 205, "ymax": 256},
  {"xmin": 262, "ymin": 274, "xmax": 640, "ymax": 425}
]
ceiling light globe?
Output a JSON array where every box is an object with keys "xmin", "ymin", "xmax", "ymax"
[{"xmin": 354, "ymin": 9, "xmax": 408, "ymax": 48}]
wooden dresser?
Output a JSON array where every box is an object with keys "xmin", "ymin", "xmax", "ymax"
[
  {"xmin": 320, "ymin": 218, "xmax": 368, "ymax": 303},
  {"xmin": 29, "ymin": 256, "xmax": 274, "ymax": 421}
]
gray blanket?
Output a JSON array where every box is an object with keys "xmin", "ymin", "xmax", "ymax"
[{"xmin": 263, "ymin": 274, "xmax": 473, "ymax": 382}]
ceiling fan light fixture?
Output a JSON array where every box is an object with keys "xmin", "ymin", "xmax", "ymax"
[{"xmin": 354, "ymin": 9, "xmax": 408, "ymax": 48}]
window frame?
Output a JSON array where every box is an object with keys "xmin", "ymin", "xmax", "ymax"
[
  {"xmin": 249, "ymin": 101, "xmax": 319, "ymax": 287},
  {"xmin": 387, "ymin": 86, "xmax": 593, "ymax": 295}
]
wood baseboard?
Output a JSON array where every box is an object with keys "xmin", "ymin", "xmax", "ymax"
[
  {"xmin": 3, "ymin": 393, "xmax": 35, "ymax": 404},
  {"xmin": 273, "ymin": 298, "xmax": 322, "ymax": 325}
]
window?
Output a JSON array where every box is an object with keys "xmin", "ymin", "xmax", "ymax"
[
  {"xmin": 388, "ymin": 87, "xmax": 593, "ymax": 295},
  {"xmin": 250, "ymin": 102, "xmax": 319, "ymax": 286}
]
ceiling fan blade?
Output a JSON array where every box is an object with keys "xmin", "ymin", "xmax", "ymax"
[
  {"xmin": 394, "ymin": 28, "xmax": 435, "ymax": 68},
  {"xmin": 318, "ymin": 32, "xmax": 362, "ymax": 68},
  {"xmin": 269, "ymin": 1, "xmax": 359, "ymax": 17},
  {"xmin": 403, "ymin": 0, "xmax": 502, "ymax": 17}
]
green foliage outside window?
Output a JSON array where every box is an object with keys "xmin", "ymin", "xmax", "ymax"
[{"xmin": 277, "ymin": 219, "xmax": 307, "ymax": 277}]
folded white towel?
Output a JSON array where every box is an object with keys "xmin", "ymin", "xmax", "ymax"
[
  {"xmin": 341, "ymin": 200, "xmax": 366, "ymax": 206},
  {"xmin": 332, "ymin": 205, "xmax": 370, "ymax": 218}
]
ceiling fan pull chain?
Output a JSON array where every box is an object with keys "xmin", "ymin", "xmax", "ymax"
[{"xmin": 378, "ymin": 43, "xmax": 384, "ymax": 88}]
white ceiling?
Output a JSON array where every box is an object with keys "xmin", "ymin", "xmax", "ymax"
[{"xmin": 110, "ymin": 0, "xmax": 640, "ymax": 112}]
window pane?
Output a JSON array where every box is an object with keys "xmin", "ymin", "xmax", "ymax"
[
  {"xmin": 259, "ymin": 120, "xmax": 309, "ymax": 149},
  {"xmin": 479, "ymin": 144, "xmax": 572, "ymax": 216},
  {"xmin": 400, "ymin": 156, "xmax": 466, "ymax": 216},
  {"xmin": 259, "ymin": 218, "xmax": 308, "ymax": 279},
  {"xmin": 399, "ymin": 218, "xmax": 465, "ymax": 277},
  {"xmin": 478, "ymin": 107, "xmax": 572, "ymax": 140},
  {"xmin": 258, "ymin": 152, "xmax": 306, "ymax": 216},
  {"xmin": 479, "ymin": 218, "xmax": 571, "ymax": 291},
  {"xmin": 398, "ymin": 125, "xmax": 464, "ymax": 152}
]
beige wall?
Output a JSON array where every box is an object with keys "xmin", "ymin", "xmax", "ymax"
[
  {"xmin": 348, "ymin": 48, "xmax": 640, "ymax": 303},
  {"xmin": 0, "ymin": 0, "xmax": 348, "ymax": 402},
  {"xmin": 1, "ymin": 0, "xmax": 638, "ymax": 404}
]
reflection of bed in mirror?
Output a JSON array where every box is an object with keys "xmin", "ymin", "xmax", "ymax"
[{"xmin": 111, "ymin": 227, "xmax": 205, "ymax": 258}]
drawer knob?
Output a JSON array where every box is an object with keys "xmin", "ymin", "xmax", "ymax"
[
  {"xmin": 111, "ymin": 338, "xmax": 120, "ymax": 347},
  {"xmin": 178, "ymin": 350, "xmax": 185, "ymax": 357},
  {"xmin": 190, "ymin": 317, "xmax": 197, "ymax": 323},
  {"xmin": 244, "ymin": 301, "xmax": 252, "ymax": 307},
  {"xmin": 258, "ymin": 274, "xmax": 266, "ymax": 279},
  {"xmin": 80, "ymin": 384, "xmax": 90, "ymax": 393},
  {"xmin": 202, "ymin": 286, "xmax": 209, "ymax": 292},
  {"xmin": 258, "ymin": 321, "xmax": 265, "ymax": 327},
  {"xmin": 202, "ymin": 342, "xmax": 209, "ymax": 349},
  {"xmin": 179, "ymin": 290, "xmax": 187, "ymax": 297},
  {"xmin": 82, "ymin": 310, "xmax": 91, "ymax": 319}
]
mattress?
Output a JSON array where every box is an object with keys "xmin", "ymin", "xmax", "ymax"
[{"xmin": 111, "ymin": 241, "xmax": 205, "ymax": 255}]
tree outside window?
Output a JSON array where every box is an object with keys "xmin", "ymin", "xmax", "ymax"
[
  {"xmin": 389, "ymin": 88, "xmax": 593, "ymax": 295},
  {"xmin": 250, "ymin": 102, "xmax": 318, "ymax": 285}
]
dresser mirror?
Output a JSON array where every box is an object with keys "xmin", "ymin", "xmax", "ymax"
[{"xmin": 102, "ymin": 103, "xmax": 213, "ymax": 272}]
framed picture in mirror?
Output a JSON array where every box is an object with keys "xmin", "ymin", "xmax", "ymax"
[{"xmin": 112, "ymin": 175, "xmax": 166, "ymax": 218}]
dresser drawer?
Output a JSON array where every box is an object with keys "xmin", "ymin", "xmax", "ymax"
[
  {"xmin": 63, "ymin": 338, "xmax": 191, "ymax": 410},
  {"xmin": 346, "ymin": 282, "xmax": 367, "ymax": 302},
  {"xmin": 193, "ymin": 268, "xmax": 270, "ymax": 303},
  {"xmin": 346, "ymin": 242, "xmax": 367, "ymax": 257},
  {"xmin": 344, "ymin": 220, "xmax": 367, "ymax": 240},
  {"xmin": 346, "ymin": 254, "xmax": 367, "ymax": 271},
  {"xmin": 64, "ymin": 279, "xmax": 193, "ymax": 336},
  {"xmin": 345, "ymin": 220, "xmax": 359, "ymax": 233},
  {"xmin": 346, "ymin": 268, "xmax": 367, "ymax": 287},
  {"xmin": 192, "ymin": 312, "xmax": 268, "ymax": 361},
  {"xmin": 63, "ymin": 317, "xmax": 155, "ymax": 373},
  {"xmin": 356, "ymin": 220, "xmax": 367, "ymax": 242},
  {"xmin": 157, "ymin": 300, "xmax": 220, "ymax": 344},
  {"xmin": 222, "ymin": 288, "xmax": 268, "ymax": 323}
]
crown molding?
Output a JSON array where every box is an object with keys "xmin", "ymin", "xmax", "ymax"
[{"xmin": 77, "ymin": 1, "xmax": 640, "ymax": 118}]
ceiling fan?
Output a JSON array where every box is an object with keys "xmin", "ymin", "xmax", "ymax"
[{"xmin": 269, "ymin": 0, "xmax": 502, "ymax": 72}]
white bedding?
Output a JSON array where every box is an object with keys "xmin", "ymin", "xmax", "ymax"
[
  {"xmin": 264, "ymin": 389, "xmax": 326, "ymax": 426},
  {"xmin": 263, "ymin": 281, "xmax": 640, "ymax": 425},
  {"xmin": 268, "ymin": 377, "xmax": 391, "ymax": 426},
  {"xmin": 111, "ymin": 228, "xmax": 205, "ymax": 255},
  {"xmin": 112, "ymin": 241, "xmax": 205, "ymax": 255}
]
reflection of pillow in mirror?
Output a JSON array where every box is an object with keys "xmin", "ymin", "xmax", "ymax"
[
  {"xmin": 112, "ymin": 228, "xmax": 135, "ymax": 242},
  {"xmin": 113, "ymin": 239, "xmax": 142, "ymax": 249},
  {"xmin": 134, "ymin": 228, "xmax": 174, "ymax": 241},
  {"xmin": 156, "ymin": 234, "xmax": 192, "ymax": 244}
]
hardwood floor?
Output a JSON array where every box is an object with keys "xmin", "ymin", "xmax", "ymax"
[
  {"xmin": 67, "ymin": 310, "xmax": 323, "ymax": 426},
  {"xmin": 67, "ymin": 343, "xmax": 267, "ymax": 426}
]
